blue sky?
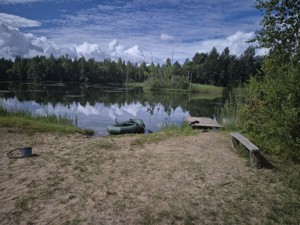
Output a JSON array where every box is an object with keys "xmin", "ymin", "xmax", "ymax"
[{"xmin": 0, "ymin": 0, "xmax": 265, "ymax": 63}]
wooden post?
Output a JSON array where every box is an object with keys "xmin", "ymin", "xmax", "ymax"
[
  {"xmin": 250, "ymin": 151, "xmax": 262, "ymax": 169},
  {"xmin": 232, "ymin": 137, "xmax": 239, "ymax": 148}
]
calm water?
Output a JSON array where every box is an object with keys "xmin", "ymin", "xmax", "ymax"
[{"xmin": 0, "ymin": 82, "xmax": 223, "ymax": 136}]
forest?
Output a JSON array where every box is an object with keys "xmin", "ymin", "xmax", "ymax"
[{"xmin": 0, "ymin": 46, "xmax": 262, "ymax": 88}]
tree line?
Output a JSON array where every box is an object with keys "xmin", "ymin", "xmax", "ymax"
[{"xmin": 0, "ymin": 46, "xmax": 262, "ymax": 88}]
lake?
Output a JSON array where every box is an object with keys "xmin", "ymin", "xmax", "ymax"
[{"xmin": 0, "ymin": 82, "xmax": 224, "ymax": 136}]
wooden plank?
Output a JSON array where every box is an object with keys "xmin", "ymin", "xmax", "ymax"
[
  {"xmin": 230, "ymin": 132, "xmax": 262, "ymax": 168},
  {"xmin": 184, "ymin": 117, "xmax": 223, "ymax": 128},
  {"xmin": 230, "ymin": 132, "xmax": 259, "ymax": 152}
]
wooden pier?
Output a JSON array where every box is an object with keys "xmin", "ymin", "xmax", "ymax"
[{"xmin": 184, "ymin": 116, "xmax": 223, "ymax": 129}]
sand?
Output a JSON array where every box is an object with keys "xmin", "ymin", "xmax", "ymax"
[{"xmin": 0, "ymin": 128, "xmax": 275, "ymax": 224}]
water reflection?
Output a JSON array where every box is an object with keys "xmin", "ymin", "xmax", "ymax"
[
  {"xmin": 1, "ymin": 97, "xmax": 189, "ymax": 136},
  {"xmin": 0, "ymin": 82, "xmax": 223, "ymax": 136}
]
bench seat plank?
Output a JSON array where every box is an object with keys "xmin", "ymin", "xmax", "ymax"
[
  {"xmin": 230, "ymin": 132, "xmax": 262, "ymax": 168},
  {"xmin": 230, "ymin": 132, "xmax": 259, "ymax": 152}
]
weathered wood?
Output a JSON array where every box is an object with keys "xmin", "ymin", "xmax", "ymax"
[
  {"xmin": 185, "ymin": 117, "xmax": 223, "ymax": 129},
  {"xmin": 230, "ymin": 132, "xmax": 262, "ymax": 168},
  {"xmin": 230, "ymin": 132, "xmax": 259, "ymax": 153}
]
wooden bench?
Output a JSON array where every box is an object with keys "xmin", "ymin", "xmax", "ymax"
[{"xmin": 230, "ymin": 132, "xmax": 262, "ymax": 168}]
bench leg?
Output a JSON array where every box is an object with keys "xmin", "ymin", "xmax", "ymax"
[
  {"xmin": 250, "ymin": 152, "xmax": 262, "ymax": 169},
  {"xmin": 232, "ymin": 137, "xmax": 239, "ymax": 148}
]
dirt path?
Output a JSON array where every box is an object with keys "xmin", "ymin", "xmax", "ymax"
[{"xmin": 0, "ymin": 129, "xmax": 283, "ymax": 224}]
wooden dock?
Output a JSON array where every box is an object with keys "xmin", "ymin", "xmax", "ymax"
[{"xmin": 184, "ymin": 116, "xmax": 223, "ymax": 129}]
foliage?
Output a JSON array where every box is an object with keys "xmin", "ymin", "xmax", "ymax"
[
  {"xmin": 231, "ymin": 0, "xmax": 300, "ymax": 160},
  {"xmin": 253, "ymin": 0, "xmax": 300, "ymax": 57},
  {"xmin": 238, "ymin": 58, "xmax": 300, "ymax": 160},
  {"xmin": 189, "ymin": 83, "xmax": 223, "ymax": 94},
  {"xmin": 0, "ymin": 45, "xmax": 262, "ymax": 88},
  {"xmin": 145, "ymin": 75, "xmax": 189, "ymax": 91},
  {"xmin": 219, "ymin": 87, "xmax": 248, "ymax": 130}
]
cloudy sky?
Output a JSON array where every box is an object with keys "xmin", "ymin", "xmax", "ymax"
[{"xmin": 0, "ymin": 0, "xmax": 264, "ymax": 64}]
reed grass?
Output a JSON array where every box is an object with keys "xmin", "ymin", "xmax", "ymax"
[
  {"xmin": 189, "ymin": 83, "xmax": 223, "ymax": 94},
  {"xmin": 126, "ymin": 82, "xmax": 223, "ymax": 95},
  {"xmin": 218, "ymin": 87, "xmax": 247, "ymax": 130},
  {"xmin": 160, "ymin": 122, "xmax": 199, "ymax": 136}
]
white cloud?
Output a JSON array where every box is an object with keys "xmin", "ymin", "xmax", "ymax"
[
  {"xmin": 0, "ymin": 22, "xmax": 43, "ymax": 58},
  {"xmin": 0, "ymin": 0, "xmax": 41, "ymax": 4},
  {"xmin": 0, "ymin": 21, "xmax": 266, "ymax": 63},
  {"xmin": 0, "ymin": 21, "xmax": 147, "ymax": 62},
  {"xmin": 0, "ymin": 13, "xmax": 41, "ymax": 28},
  {"xmin": 196, "ymin": 31, "xmax": 257, "ymax": 56},
  {"xmin": 124, "ymin": 45, "xmax": 144, "ymax": 62},
  {"xmin": 0, "ymin": 0, "xmax": 265, "ymax": 63},
  {"xmin": 107, "ymin": 39, "xmax": 145, "ymax": 62},
  {"xmin": 75, "ymin": 42, "xmax": 105, "ymax": 59},
  {"xmin": 160, "ymin": 33, "xmax": 174, "ymax": 42}
]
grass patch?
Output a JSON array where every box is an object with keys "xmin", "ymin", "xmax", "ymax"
[
  {"xmin": 228, "ymin": 146, "xmax": 300, "ymax": 224},
  {"xmin": 147, "ymin": 84, "xmax": 223, "ymax": 95},
  {"xmin": 130, "ymin": 123, "xmax": 198, "ymax": 148},
  {"xmin": 62, "ymin": 218, "xmax": 82, "ymax": 225},
  {"xmin": 94, "ymin": 140, "xmax": 117, "ymax": 150},
  {"xmin": 15, "ymin": 195, "xmax": 35, "ymax": 211},
  {"xmin": 233, "ymin": 144, "xmax": 252, "ymax": 167},
  {"xmin": 0, "ymin": 104, "xmax": 93, "ymax": 135},
  {"xmin": 160, "ymin": 123, "xmax": 199, "ymax": 136},
  {"xmin": 218, "ymin": 87, "xmax": 247, "ymax": 130},
  {"xmin": 126, "ymin": 82, "xmax": 223, "ymax": 95},
  {"xmin": 124, "ymin": 82, "xmax": 145, "ymax": 88},
  {"xmin": 189, "ymin": 83, "xmax": 223, "ymax": 94},
  {"xmin": 10, "ymin": 193, "xmax": 37, "ymax": 224}
]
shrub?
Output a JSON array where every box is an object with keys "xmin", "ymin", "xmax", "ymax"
[{"xmin": 238, "ymin": 57, "xmax": 300, "ymax": 160}]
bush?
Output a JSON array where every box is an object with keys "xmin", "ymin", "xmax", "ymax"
[
  {"xmin": 219, "ymin": 87, "xmax": 248, "ymax": 130},
  {"xmin": 145, "ymin": 76, "xmax": 189, "ymax": 91},
  {"xmin": 238, "ymin": 57, "xmax": 300, "ymax": 160}
]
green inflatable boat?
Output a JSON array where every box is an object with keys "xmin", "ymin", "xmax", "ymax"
[{"xmin": 107, "ymin": 119, "xmax": 145, "ymax": 135}]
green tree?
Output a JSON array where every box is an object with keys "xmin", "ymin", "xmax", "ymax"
[
  {"xmin": 253, "ymin": 0, "xmax": 300, "ymax": 58},
  {"xmin": 237, "ymin": 0, "xmax": 300, "ymax": 160},
  {"xmin": 239, "ymin": 46, "xmax": 257, "ymax": 83},
  {"xmin": 172, "ymin": 61, "xmax": 182, "ymax": 76},
  {"xmin": 0, "ymin": 58, "xmax": 13, "ymax": 80},
  {"xmin": 43, "ymin": 54, "xmax": 60, "ymax": 81},
  {"xmin": 27, "ymin": 56, "xmax": 45, "ymax": 82},
  {"xmin": 191, "ymin": 52, "xmax": 207, "ymax": 83},
  {"xmin": 202, "ymin": 47, "xmax": 220, "ymax": 85},
  {"xmin": 7, "ymin": 56, "xmax": 28, "ymax": 81},
  {"xmin": 218, "ymin": 47, "xmax": 230, "ymax": 86},
  {"xmin": 182, "ymin": 58, "xmax": 193, "ymax": 84},
  {"xmin": 138, "ymin": 62, "xmax": 148, "ymax": 82}
]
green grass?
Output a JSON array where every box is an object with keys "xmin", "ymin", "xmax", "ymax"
[
  {"xmin": 126, "ymin": 82, "xmax": 223, "ymax": 95},
  {"xmin": 160, "ymin": 122, "xmax": 199, "ymax": 136},
  {"xmin": 130, "ymin": 123, "xmax": 198, "ymax": 148},
  {"xmin": 146, "ymin": 84, "xmax": 223, "ymax": 95},
  {"xmin": 189, "ymin": 83, "xmax": 223, "ymax": 94},
  {"xmin": 124, "ymin": 82, "xmax": 145, "ymax": 88},
  {"xmin": 0, "ymin": 105, "xmax": 93, "ymax": 135},
  {"xmin": 94, "ymin": 140, "xmax": 117, "ymax": 150},
  {"xmin": 229, "ymin": 143, "xmax": 300, "ymax": 224}
]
